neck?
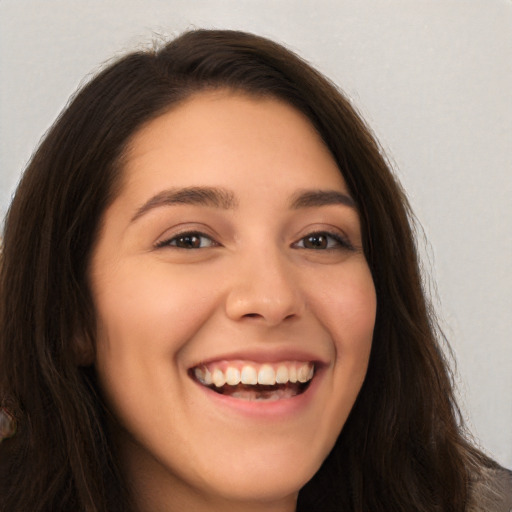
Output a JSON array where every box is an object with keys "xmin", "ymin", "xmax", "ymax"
[{"xmin": 133, "ymin": 485, "xmax": 297, "ymax": 512}]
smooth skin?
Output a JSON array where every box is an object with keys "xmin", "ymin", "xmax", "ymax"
[{"xmin": 90, "ymin": 91, "xmax": 377, "ymax": 512}]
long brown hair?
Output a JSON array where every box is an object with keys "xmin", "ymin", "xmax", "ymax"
[{"xmin": 0, "ymin": 29, "xmax": 489, "ymax": 511}]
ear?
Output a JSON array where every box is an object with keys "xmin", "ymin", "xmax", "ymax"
[
  {"xmin": 0, "ymin": 407, "xmax": 17, "ymax": 441},
  {"xmin": 73, "ymin": 331, "xmax": 96, "ymax": 366}
]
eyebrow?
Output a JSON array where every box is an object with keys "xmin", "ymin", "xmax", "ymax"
[
  {"xmin": 131, "ymin": 186, "xmax": 356, "ymax": 222},
  {"xmin": 131, "ymin": 186, "xmax": 238, "ymax": 222},
  {"xmin": 289, "ymin": 189, "xmax": 356, "ymax": 210}
]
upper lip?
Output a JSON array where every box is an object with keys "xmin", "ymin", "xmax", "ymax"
[{"xmin": 188, "ymin": 348, "xmax": 329, "ymax": 369}]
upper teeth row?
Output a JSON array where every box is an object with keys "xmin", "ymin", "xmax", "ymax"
[{"xmin": 194, "ymin": 361, "xmax": 314, "ymax": 387}]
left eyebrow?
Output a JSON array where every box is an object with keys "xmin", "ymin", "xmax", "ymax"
[
  {"xmin": 131, "ymin": 186, "xmax": 238, "ymax": 222},
  {"xmin": 289, "ymin": 189, "xmax": 356, "ymax": 210}
]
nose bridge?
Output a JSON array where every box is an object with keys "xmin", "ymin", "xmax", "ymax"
[{"xmin": 225, "ymin": 243, "xmax": 304, "ymax": 325}]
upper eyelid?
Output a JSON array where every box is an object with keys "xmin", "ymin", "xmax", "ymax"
[
  {"xmin": 293, "ymin": 224, "xmax": 353, "ymax": 242},
  {"xmin": 154, "ymin": 220, "xmax": 220, "ymax": 240}
]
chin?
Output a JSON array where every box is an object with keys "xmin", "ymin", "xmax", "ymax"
[{"xmin": 192, "ymin": 441, "xmax": 326, "ymax": 505}]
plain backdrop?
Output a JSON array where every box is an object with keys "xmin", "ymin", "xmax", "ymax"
[{"xmin": 1, "ymin": 0, "xmax": 511, "ymax": 468}]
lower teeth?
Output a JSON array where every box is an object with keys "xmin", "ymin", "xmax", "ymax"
[
  {"xmin": 231, "ymin": 387, "xmax": 296, "ymax": 401},
  {"xmin": 212, "ymin": 382, "xmax": 307, "ymax": 401}
]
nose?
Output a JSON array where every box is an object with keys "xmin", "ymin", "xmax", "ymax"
[{"xmin": 225, "ymin": 249, "xmax": 305, "ymax": 326}]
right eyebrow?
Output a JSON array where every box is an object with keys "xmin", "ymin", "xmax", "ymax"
[
  {"xmin": 289, "ymin": 189, "xmax": 357, "ymax": 210},
  {"xmin": 131, "ymin": 186, "xmax": 239, "ymax": 222}
]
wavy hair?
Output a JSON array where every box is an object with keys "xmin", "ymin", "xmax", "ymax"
[{"xmin": 0, "ymin": 29, "xmax": 489, "ymax": 511}]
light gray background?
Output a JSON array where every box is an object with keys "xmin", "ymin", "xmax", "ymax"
[{"xmin": 1, "ymin": 0, "xmax": 511, "ymax": 468}]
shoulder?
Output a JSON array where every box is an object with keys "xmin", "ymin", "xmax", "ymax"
[{"xmin": 468, "ymin": 464, "xmax": 512, "ymax": 512}]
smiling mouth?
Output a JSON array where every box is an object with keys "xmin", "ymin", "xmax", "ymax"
[{"xmin": 191, "ymin": 361, "xmax": 315, "ymax": 401}]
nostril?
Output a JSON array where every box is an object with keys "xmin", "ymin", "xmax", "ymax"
[
  {"xmin": 225, "ymin": 286, "xmax": 304, "ymax": 325},
  {"xmin": 241, "ymin": 312, "xmax": 297, "ymax": 324},
  {"xmin": 243, "ymin": 313, "xmax": 262, "ymax": 319}
]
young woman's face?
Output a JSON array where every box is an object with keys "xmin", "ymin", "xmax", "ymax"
[{"xmin": 90, "ymin": 91, "xmax": 376, "ymax": 511}]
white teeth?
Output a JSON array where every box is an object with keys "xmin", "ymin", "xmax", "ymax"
[
  {"xmin": 240, "ymin": 365, "xmax": 258, "ymax": 385},
  {"xmin": 275, "ymin": 365, "xmax": 289, "ymax": 384},
  {"xmin": 225, "ymin": 367, "xmax": 241, "ymax": 385},
  {"xmin": 194, "ymin": 367, "xmax": 205, "ymax": 382},
  {"xmin": 194, "ymin": 361, "xmax": 315, "ymax": 388},
  {"xmin": 212, "ymin": 369, "xmax": 226, "ymax": 387},
  {"xmin": 194, "ymin": 367, "xmax": 213, "ymax": 385},
  {"xmin": 257, "ymin": 364, "xmax": 276, "ymax": 385},
  {"xmin": 298, "ymin": 365, "xmax": 311, "ymax": 383}
]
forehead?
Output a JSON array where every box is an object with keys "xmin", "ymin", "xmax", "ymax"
[{"xmin": 118, "ymin": 90, "xmax": 348, "ymax": 200}]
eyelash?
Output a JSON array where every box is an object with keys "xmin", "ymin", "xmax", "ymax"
[
  {"xmin": 155, "ymin": 230, "xmax": 353, "ymax": 251},
  {"xmin": 155, "ymin": 231, "xmax": 218, "ymax": 250},
  {"xmin": 292, "ymin": 231, "xmax": 354, "ymax": 251}
]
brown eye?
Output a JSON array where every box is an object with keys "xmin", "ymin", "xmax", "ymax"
[
  {"xmin": 156, "ymin": 232, "xmax": 217, "ymax": 249},
  {"xmin": 303, "ymin": 234, "xmax": 329, "ymax": 249},
  {"xmin": 175, "ymin": 235, "xmax": 202, "ymax": 249},
  {"xmin": 294, "ymin": 231, "xmax": 353, "ymax": 251}
]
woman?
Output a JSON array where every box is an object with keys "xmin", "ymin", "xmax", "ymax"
[{"xmin": 0, "ymin": 29, "xmax": 510, "ymax": 512}]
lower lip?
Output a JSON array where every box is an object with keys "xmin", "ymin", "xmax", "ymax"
[{"xmin": 191, "ymin": 370, "xmax": 323, "ymax": 419}]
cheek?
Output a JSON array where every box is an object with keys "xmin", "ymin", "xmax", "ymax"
[
  {"xmin": 333, "ymin": 283, "xmax": 375, "ymax": 385},
  {"xmin": 93, "ymin": 262, "xmax": 219, "ymax": 355},
  {"xmin": 91, "ymin": 264, "xmax": 221, "ymax": 419},
  {"xmin": 311, "ymin": 262, "xmax": 376, "ymax": 351},
  {"xmin": 308, "ymin": 264, "xmax": 376, "ymax": 415}
]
